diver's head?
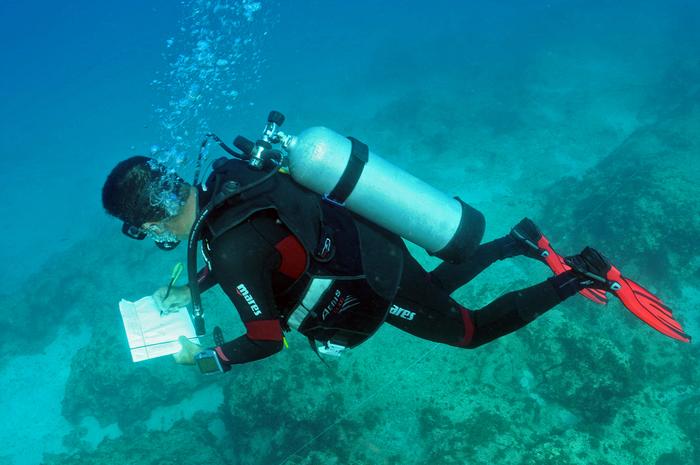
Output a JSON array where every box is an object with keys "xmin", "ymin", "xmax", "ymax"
[{"xmin": 102, "ymin": 156, "xmax": 197, "ymax": 247}]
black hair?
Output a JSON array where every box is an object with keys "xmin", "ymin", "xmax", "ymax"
[{"xmin": 102, "ymin": 156, "xmax": 188, "ymax": 227}]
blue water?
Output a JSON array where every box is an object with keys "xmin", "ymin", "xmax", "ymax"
[{"xmin": 1, "ymin": 1, "xmax": 699, "ymax": 464}]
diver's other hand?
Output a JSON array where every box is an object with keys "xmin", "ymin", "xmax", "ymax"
[
  {"xmin": 173, "ymin": 336, "xmax": 203, "ymax": 365},
  {"xmin": 153, "ymin": 285, "xmax": 191, "ymax": 313}
]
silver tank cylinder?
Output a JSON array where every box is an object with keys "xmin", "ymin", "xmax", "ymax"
[{"xmin": 285, "ymin": 127, "xmax": 482, "ymax": 260}]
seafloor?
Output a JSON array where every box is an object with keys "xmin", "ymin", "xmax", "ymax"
[{"xmin": 2, "ymin": 31, "xmax": 699, "ymax": 465}]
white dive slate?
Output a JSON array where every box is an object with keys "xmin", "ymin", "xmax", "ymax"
[{"xmin": 119, "ymin": 296, "xmax": 199, "ymax": 362}]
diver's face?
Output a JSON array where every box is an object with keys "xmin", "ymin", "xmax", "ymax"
[{"xmin": 142, "ymin": 186, "xmax": 198, "ymax": 241}]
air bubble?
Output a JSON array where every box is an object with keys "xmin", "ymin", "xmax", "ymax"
[{"xmin": 150, "ymin": 0, "xmax": 275, "ymax": 171}]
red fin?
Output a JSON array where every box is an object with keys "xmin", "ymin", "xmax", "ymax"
[
  {"xmin": 607, "ymin": 266, "xmax": 690, "ymax": 343},
  {"xmin": 580, "ymin": 288, "xmax": 608, "ymax": 305},
  {"xmin": 538, "ymin": 236, "xmax": 608, "ymax": 305}
]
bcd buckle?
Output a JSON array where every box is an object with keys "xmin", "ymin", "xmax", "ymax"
[{"xmin": 313, "ymin": 225, "xmax": 336, "ymax": 262}]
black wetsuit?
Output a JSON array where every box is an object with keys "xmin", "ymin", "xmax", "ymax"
[{"xmin": 197, "ymin": 207, "xmax": 576, "ymax": 369}]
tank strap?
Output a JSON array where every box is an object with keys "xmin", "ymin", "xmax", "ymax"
[{"xmin": 326, "ymin": 136, "xmax": 368, "ymax": 205}]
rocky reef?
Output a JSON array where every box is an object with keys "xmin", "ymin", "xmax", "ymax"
[
  {"xmin": 43, "ymin": 419, "xmax": 229, "ymax": 465},
  {"xmin": 541, "ymin": 70, "xmax": 700, "ymax": 291},
  {"xmin": 39, "ymin": 60, "xmax": 700, "ymax": 465}
]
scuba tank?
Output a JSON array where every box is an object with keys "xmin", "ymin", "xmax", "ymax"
[
  {"xmin": 283, "ymin": 126, "xmax": 484, "ymax": 263},
  {"xmin": 242, "ymin": 111, "xmax": 484, "ymax": 263}
]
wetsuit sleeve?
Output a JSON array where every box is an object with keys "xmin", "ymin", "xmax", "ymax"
[{"xmin": 207, "ymin": 220, "xmax": 285, "ymax": 366}]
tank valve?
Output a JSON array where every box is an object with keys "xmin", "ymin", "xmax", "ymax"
[
  {"xmin": 234, "ymin": 110, "xmax": 293, "ymax": 169},
  {"xmin": 262, "ymin": 111, "xmax": 285, "ymax": 143}
]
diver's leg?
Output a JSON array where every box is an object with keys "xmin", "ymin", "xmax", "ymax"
[
  {"xmin": 429, "ymin": 234, "xmax": 526, "ymax": 294},
  {"xmin": 390, "ymin": 250, "xmax": 475, "ymax": 346},
  {"xmin": 463, "ymin": 273, "xmax": 578, "ymax": 348},
  {"xmin": 391, "ymin": 249, "xmax": 582, "ymax": 347},
  {"xmin": 430, "ymin": 218, "xmax": 568, "ymax": 295}
]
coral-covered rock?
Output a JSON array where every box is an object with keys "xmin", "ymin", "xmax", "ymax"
[
  {"xmin": 598, "ymin": 388, "xmax": 693, "ymax": 464},
  {"xmin": 61, "ymin": 327, "xmax": 202, "ymax": 428},
  {"xmin": 523, "ymin": 328, "xmax": 636, "ymax": 423},
  {"xmin": 43, "ymin": 419, "xmax": 228, "ymax": 465},
  {"xmin": 216, "ymin": 343, "xmax": 366, "ymax": 465},
  {"xmin": 541, "ymin": 90, "xmax": 700, "ymax": 289}
]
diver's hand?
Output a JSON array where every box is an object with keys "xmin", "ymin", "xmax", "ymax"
[
  {"xmin": 173, "ymin": 336, "xmax": 203, "ymax": 365},
  {"xmin": 153, "ymin": 285, "xmax": 191, "ymax": 314}
]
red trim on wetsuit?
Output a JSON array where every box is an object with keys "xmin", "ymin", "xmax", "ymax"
[
  {"xmin": 215, "ymin": 346, "xmax": 230, "ymax": 363},
  {"xmin": 457, "ymin": 306, "xmax": 475, "ymax": 347},
  {"xmin": 244, "ymin": 319, "xmax": 284, "ymax": 341},
  {"xmin": 275, "ymin": 234, "xmax": 306, "ymax": 279}
]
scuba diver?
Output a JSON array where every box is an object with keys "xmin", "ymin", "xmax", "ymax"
[{"xmin": 101, "ymin": 112, "xmax": 690, "ymax": 374}]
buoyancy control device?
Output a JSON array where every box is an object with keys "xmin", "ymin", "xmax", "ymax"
[{"xmin": 187, "ymin": 111, "xmax": 484, "ymax": 336}]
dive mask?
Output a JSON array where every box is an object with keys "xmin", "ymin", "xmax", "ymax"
[{"xmin": 121, "ymin": 222, "xmax": 180, "ymax": 250}]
